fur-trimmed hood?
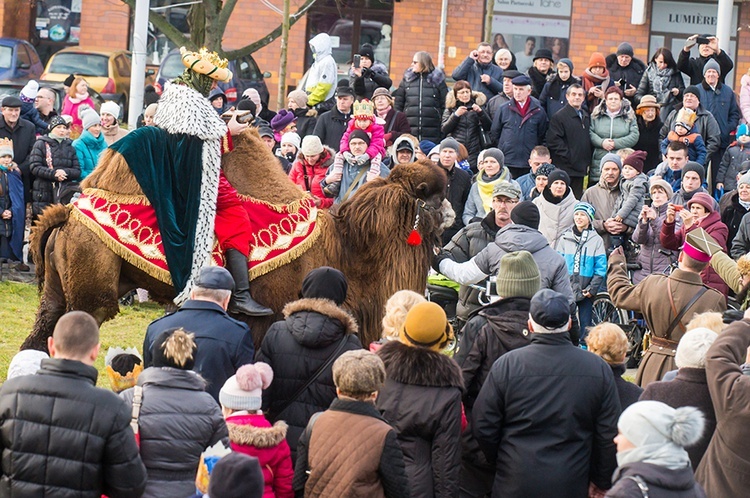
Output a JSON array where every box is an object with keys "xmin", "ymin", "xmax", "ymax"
[
  {"xmin": 402, "ymin": 66, "xmax": 446, "ymax": 86},
  {"xmin": 445, "ymin": 90, "xmax": 487, "ymax": 109},
  {"xmin": 282, "ymin": 297, "xmax": 359, "ymax": 348},
  {"xmin": 227, "ymin": 417, "xmax": 288, "ymax": 448},
  {"xmin": 377, "ymin": 340, "xmax": 464, "ymax": 391},
  {"xmin": 591, "ymin": 97, "xmax": 636, "ymax": 121},
  {"xmin": 154, "ymin": 83, "xmax": 227, "ymax": 140}
]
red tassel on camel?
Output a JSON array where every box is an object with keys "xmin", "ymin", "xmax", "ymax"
[{"xmin": 407, "ymin": 229, "xmax": 422, "ymax": 246}]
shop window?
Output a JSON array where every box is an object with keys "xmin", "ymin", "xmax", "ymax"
[{"xmin": 35, "ymin": 0, "xmax": 82, "ymax": 44}]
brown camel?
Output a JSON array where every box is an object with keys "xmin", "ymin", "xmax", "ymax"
[{"xmin": 23, "ymin": 127, "xmax": 449, "ymax": 351}]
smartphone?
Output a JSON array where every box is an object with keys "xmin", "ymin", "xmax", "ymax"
[
  {"xmin": 353, "ymin": 54, "xmax": 361, "ymax": 68},
  {"xmin": 673, "ymin": 204, "xmax": 683, "ymax": 212},
  {"xmin": 696, "ymin": 36, "xmax": 711, "ymax": 45}
]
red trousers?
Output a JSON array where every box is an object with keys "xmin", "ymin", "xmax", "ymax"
[{"xmin": 215, "ymin": 170, "xmax": 251, "ymax": 257}]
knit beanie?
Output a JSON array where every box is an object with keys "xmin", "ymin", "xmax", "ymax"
[
  {"xmin": 332, "ymin": 349, "xmax": 386, "ymax": 396},
  {"xmin": 588, "ymin": 52, "xmax": 606, "ymax": 69},
  {"xmin": 242, "ymin": 88, "xmax": 262, "ymax": 111},
  {"xmin": 616, "ymin": 42, "xmax": 634, "ymax": 57},
  {"xmin": 7, "ymin": 349, "xmax": 48, "ymax": 379},
  {"xmin": 359, "ymin": 43, "xmax": 375, "ymax": 61},
  {"xmin": 684, "ymin": 85, "xmax": 701, "ymax": 98},
  {"xmin": 534, "ymin": 162, "xmax": 556, "ymax": 178},
  {"xmin": 280, "ymin": 131, "xmax": 301, "ymax": 150},
  {"xmin": 737, "ymin": 123, "xmax": 749, "ymax": 138},
  {"xmin": 81, "ymin": 108, "xmax": 101, "ymax": 130},
  {"xmin": 623, "ymin": 150, "xmax": 647, "ymax": 174},
  {"xmin": 0, "ymin": 137, "xmax": 14, "ymax": 158},
  {"xmin": 439, "ymin": 137, "xmax": 460, "ymax": 153},
  {"xmin": 419, "ymin": 140, "xmax": 436, "ymax": 155},
  {"xmin": 739, "ymin": 170, "xmax": 750, "ymax": 187},
  {"xmin": 618, "ymin": 401, "xmax": 705, "ymax": 450},
  {"xmin": 47, "ymin": 115, "xmax": 68, "ymax": 135},
  {"xmin": 237, "ymin": 98, "xmax": 257, "ymax": 116},
  {"xmin": 547, "ymin": 169, "xmax": 570, "ymax": 187},
  {"xmin": 703, "ymin": 58, "xmax": 721, "ymax": 76},
  {"xmin": 208, "ymin": 453, "xmax": 265, "ymax": 498},
  {"xmin": 482, "ymin": 147, "xmax": 504, "ymax": 167},
  {"xmin": 495, "ymin": 250, "xmax": 540, "ymax": 299},
  {"xmin": 63, "ymin": 74, "xmax": 75, "ymax": 88},
  {"xmin": 301, "ymin": 266, "xmax": 348, "ymax": 305},
  {"xmin": 682, "ymin": 161, "xmax": 706, "ymax": 184},
  {"xmin": 301, "ymin": 135, "xmax": 324, "ymax": 156},
  {"xmin": 510, "ymin": 200, "xmax": 540, "ymax": 229},
  {"xmin": 349, "ymin": 129, "xmax": 371, "ymax": 146},
  {"xmin": 649, "ymin": 179, "xmax": 674, "ymax": 198},
  {"xmin": 100, "ymin": 101, "xmax": 120, "ymax": 120},
  {"xmin": 574, "ymin": 201, "xmax": 596, "ymax": 222},
  {"xmin": 287, "ymin": 89, "xmax": 308, "ymax": 109},
  {"xmin": 399, "ymin": 301, "xmax": 453, "ymax": 351},
  {"xmin": 20, "ymin": 80, "xmax": 39, "ymax": 102},
  {"xmin": 557, "ymin": 58, "xmax": 574, "ymax": 72},
  {"xmin": 675, "ymin": 327, "xmax": 717, "ymax": 369},
  {"xmin": 219, "ymin": 363, "xmax": 273, "ymax": 411},
  {"xmin": 270, "ymin": 109, "xmax": 296, "ymax": 132},
  {"xmin": 600, "ymin": 152, "xmax": 622, "ymax": 170},
  {"xmin": 687, "ymin": 192, "xmax": 714, "ymax": 213},
  {"xmin": 151, "ymin": 328, "xmax": 197, "ymax": 370}
]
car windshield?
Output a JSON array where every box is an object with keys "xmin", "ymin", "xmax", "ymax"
[
  {"xmin": 0, "ymin": 46, "xmax": 12, "ymax": 69},
  {"xmin": 162, "ymin": 53, "xmax": 186, "ymax": 79},
  {"xmin": 48, "ymin": 53, "xmax": 109, "ymax": 77}
]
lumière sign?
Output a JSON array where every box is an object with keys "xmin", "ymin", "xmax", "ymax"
[{"xmin": 652, "ymin": 1, "xmax": 738, "ymax": 34}]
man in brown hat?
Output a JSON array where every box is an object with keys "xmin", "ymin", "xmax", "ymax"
[{"xmin": 607, "ymin": 227, "xmax": 726, "ymax": 387}]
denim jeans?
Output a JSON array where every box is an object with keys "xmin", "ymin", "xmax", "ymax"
[{"xmin": 578, "ymin": 297, "xmax": 593, "ymax": 344}]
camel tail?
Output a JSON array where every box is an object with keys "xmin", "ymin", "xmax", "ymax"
[{"xmin": 30, "ymin": 204, "xmax": 70, "ymax": 292}]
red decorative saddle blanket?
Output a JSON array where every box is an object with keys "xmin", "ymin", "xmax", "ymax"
[{"xmin": 71, "ymin": 189, "xmax": 321, "ymax": 284}]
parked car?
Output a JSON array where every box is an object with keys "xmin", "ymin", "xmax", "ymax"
[
  {"xmin": 41, "ymin": 48, "xmax": 133, "ymax": 112},
  {"xmin": 0, "ymin": 38, "xmax": 44, "ymax": 82},
  {"xmin": 155, "ymin": 48, "xmax": 271, "ymax": 105},
  {"xmin": 0, "ymin": 79, "xmax": 104, "ymax": 115}
]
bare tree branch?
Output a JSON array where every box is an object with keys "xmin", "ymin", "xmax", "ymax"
[
  {"xmin": 120, "ymin": 0, "xmax": 196, "ymax": 51},
  {"xmin": 216, "ymin": 0, "xmax": 240, "ymax": 37}
]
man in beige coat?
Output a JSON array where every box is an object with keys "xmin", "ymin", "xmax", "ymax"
[{"xmin": 607, "ymin": 228, "xmax": 726, "ymax": 387}]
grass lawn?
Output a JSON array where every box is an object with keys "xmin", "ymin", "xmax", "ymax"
[{"xmin": 0, "ymin": 281, "xmax": 164, "ymax": 388}]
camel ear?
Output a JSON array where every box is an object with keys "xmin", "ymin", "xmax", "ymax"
[{"xmin": 415, "ymin": 181, "xmax": 429, "ymax": 198}]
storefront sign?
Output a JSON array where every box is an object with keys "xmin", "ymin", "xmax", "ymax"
[
  {"xmin": 493, "ymin": 0, "xmax": 572, "ymax": 17},
  {"xmin": 651, "ymin": 1, "xmax": 738, "ymax": 35}
]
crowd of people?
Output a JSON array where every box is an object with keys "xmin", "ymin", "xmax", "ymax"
[{"xmin": 1, "ymin": 31, "xmax": 750, "ymax": 498}]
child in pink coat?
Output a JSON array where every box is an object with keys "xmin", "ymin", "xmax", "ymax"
[{"xmin": 220, "ymin": 363, "xmax": 293, "ymax": 498}]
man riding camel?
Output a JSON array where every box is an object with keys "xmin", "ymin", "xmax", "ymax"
[{"xmin": 108, "ymin": 47, "xmax": 272, "ymax": 316}]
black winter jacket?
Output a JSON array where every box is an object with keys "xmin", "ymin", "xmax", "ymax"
[
  {"xmin": 606, "ymin": 54, "xmax": 647, "ymax": 103},
  {"xmin": 635, "ymin": 115, "xmax": 664, "ymax": 173},
  {"xmin": 607, "ymin": 462, "xmax": 707, "ymax": 498},
  {"xmin": 394, "ymin": 67, "xmax": 449, "ymax": 143},
  {"xmin": 292, "ymin": 106, "xmax": 318, "ymax": 141},
  {"xmin": 472, "ymin": 332, "xmax": 620, "ymax": 497},
  {"xmin": 539, "ymin": 75, "xmax": 583, "ymax": 118},
  {"xmin": 351, "ymin": 61, "xmax": 393, "ymax": 100},
  {"xmin": 312, "ymin": 107, "xmax": 352, "ymax": 152},
  {"xmin": 0, "ymin": 358, "xmax": 147, "ymax": 498},
  {"xmin": 441, "ymin": 164, "xmax": 472, "ymax": 245},
  {"xmin": 376, "ymin": 340, "xmax": 464, "ymax": 498},
  {"xmin": 257, "ymin": 298, "xmax": 362, "ymax": 460},
  {"xmin": 441, "ymin": 91, "xmax": 491, "ymax": 170},
  {"xmin": 676, "ymin": 49, "xmax": 734, "ymax": 86},
  {"xmin": 528, "ymin": 66, "xmax": 554, "ymax": 99},
  {"xmin": 720, "ymin": 190, "xmax": 750, "ymax": 248},
  {"xmin": 0, "ymin": 116, "xmax": 35, "ymax": 200},
  {"xmin": 546, "ymin": 104, "xmax": 591, "ymax": 177},
  {"xmin": 29, "ymin": 135, "xmax": 81, "ymax": 216},
  {"xmin": 121, "ymin": 367, "xmax": 228, "ymax": 498},
  {"xmin": 611, "ymin": 362, "xmax": 643, "ymax": 412}
]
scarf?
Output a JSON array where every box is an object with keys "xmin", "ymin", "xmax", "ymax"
[
  {"xmin": 377, "ymin": 106, "xmax": 392, "ymax": 119},
  {"xmin": 67, "ymin": 92, "xmax": 90, "ymax": 104},
  {"xmin": 739, "ymin": 199, "xmax": 750, "ymax": 211},
  {"xmin": 617, "ymin": 442, "xmax": 692, "ymax": 471},
  {"xmin": 516, "ymin": 98, "xmax": 531, "ymax": 117},
  {"xmin": 477, "ymin": 168, "xmax": 510, "ymax": 213},
  {"xmin": 0, "ymin": 163, "xmax": 8, "ymax": 172},
  {"xmin": 542, "ymin": 185, "xmax": 569, "ymax": 205},
  {"xmin": 649, "ymin": 63, "xmax": 674, "ymax": 101}
]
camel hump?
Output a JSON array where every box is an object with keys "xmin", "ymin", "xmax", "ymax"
[{"xmin": 82, "ymin": 148, "xmax": 143, "ymax": 197}]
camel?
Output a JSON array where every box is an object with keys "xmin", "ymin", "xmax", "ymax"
[{"xmin": 23, "ymin": 127, "xmax": 450, "ymax": 351}]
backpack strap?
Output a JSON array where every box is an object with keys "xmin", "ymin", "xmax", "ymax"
[{"xmin": 622, "ymin": 475, "xmax": 649, "ymax": 498}]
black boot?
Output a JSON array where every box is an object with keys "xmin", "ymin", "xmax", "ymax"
[{"xmin": 225, "ymin": 249, "xmax": 274, "ymax": 316}]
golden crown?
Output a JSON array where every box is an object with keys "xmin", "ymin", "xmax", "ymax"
[
  {"xmin": 352, "ymin": 99, "xmax": 375, "ymax": 119},
  {"xmin": 0, "ymin": 137, "xmax": 13, "ymax": 150},
  {"xmin": 180, "ymin": 47, "xmax": 232, "ymax": 82}
]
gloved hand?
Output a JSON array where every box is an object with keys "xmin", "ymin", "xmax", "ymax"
[
  {"xmin": 684, "ymin": 34, "xmax": 698, "ymax": 51},
  {"xmin": 343, "ymin": 151, "xmax": 356, "ymax": 163},
  {"xmin": 355, "ymin": 153, "xmax": 370, "ymax": 166},
  {"xmin": 431, "ymin": 249, "xmax": 453, "ymax": 274}
]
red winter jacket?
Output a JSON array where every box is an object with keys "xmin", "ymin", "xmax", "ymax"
[{"xmin": 288, "ymin": 147, "xmax": 335, "ymax": 209}]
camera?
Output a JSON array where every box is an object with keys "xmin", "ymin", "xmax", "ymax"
[
  {"xmin": 353, "ymin": 54, "xmax": 361, "ymax": 68},
  {"xmin": 696, "ymin": 36, "xmax": 711, "ymax": 45}
]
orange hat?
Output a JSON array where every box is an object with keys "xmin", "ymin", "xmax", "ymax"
[{"xmin": 588, "ymin": 52, "xmax": 606, "ymax": 69}]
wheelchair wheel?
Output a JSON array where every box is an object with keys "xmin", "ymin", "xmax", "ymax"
[{"xmin": 591, "ymin": 292, "xmax": 628, "ymax": 326}]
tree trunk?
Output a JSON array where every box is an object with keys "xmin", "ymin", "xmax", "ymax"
[
  {"xmin": 484, "ymin": 0, "xmax": 493, "ymax": 43},
  {"xmin": 277, "ymin": 0, "xmax": 291, "ymax": 110},
  {"xmin": 188, "ymin": 2, "xmax": 207, "ymax": 47}
]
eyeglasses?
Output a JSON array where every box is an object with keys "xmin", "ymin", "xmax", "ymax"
[{"xmin": 494, "ymin": 198, "xmax": 519, "ymax": 205}]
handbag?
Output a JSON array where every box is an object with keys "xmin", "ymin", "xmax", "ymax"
[{"xmin": 478, "ymin": 122, "xmax": 493, "ymax": 149}]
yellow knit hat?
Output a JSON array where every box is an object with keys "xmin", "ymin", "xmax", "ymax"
[{"xmin": 399, "ymin": 301, "xmax": 453, "ymax": 351}]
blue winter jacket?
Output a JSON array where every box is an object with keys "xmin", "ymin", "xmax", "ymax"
[
  {"xmin": 451, "ymin": 56, "xmax": 503, "ymax": 101},
  {"xmin": 556, "ymin": 227, "xmax": 607, "ymax": 302},
  {"xmin": 72, "ymin": 130, "xmax": 107, "ymax": 179},
  {"xmin": 490, "ymin": 97, "xmax": 548, "ymax": 169},
  {"xmin": 698, "ymin": 82, "xmax": 740, "ymax": 149}
]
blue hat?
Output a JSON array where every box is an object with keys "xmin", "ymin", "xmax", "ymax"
[
  {"xmin": 195, "ymin": 266, "xmax": 235, "ymax": 291},
  {"xmin": 557, "ymin": 58, "xmax": 574, "ymax": 71},
  {"xmin": 574, "ymin": 201, "xmax": 596, "ymax": 222},
  {"xmin": 529, "ymin": 289, "xmax": 570, "ymax": 330},
  {"xmin": 511, "ymin": 74, "xmax": 532, "ymax": 86},
  {"xmin": 737, "ymin": 123, "xmax": 749, "ymax": 138},
  {"xmin": 419, "ymin": 140, "xmax": 436, "ymax": 154}
]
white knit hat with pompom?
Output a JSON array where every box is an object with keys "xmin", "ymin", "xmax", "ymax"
[{"xmin": 219, "ymin": 363, "xmax": 273, "ymax": 411}]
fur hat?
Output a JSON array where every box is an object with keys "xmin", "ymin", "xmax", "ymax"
[
  {"xmin": 359, "ymin": 43, "xmax": 375, "ymax": 61},
  {"xmin": 510, "ymin": 200, "xmax": 540, "ymax": 229},
  {"xmin": 287, "ymin": 89, "xmax": 308, "ymax": 109},
  {"xmin": 675, "ymin": 328, "xmax": 717, "ymax": 369},
  {"xmin": 618, "ymin": 401, "xmax": 705, "ymax": 450},
  {"xmin": 100, "ymin": 101, "xmax": 121, "ymax": 120},
  {"xmin": 439, "ymin": 137, "xmax": 460, "ymax": 153},
  {"xmin": 600, "ymin": 152, "xmax": 622, "ymax": 170},
  {"xmin": 616, "ymin": 42, "xmax": 634, "ymax": 57},
  {"xmin": 400, "ymin": 301, "xmax": 454, "ymax": 351},
  {"xmin": 301, "ymin": 135, "xmax": 324, "ymax": 156},
  {"xmin": 208, "ymin": 453, "xmax": 265, "ymax": 498},
  {"xmin": 675, "ymin": 108, "xmax": 698, "ymax": 131},
  {"xmin": 270, "ymin": 109, "xmax": 296, "ymax": 132},
  {"xmin": 529, "ymin": 289, "xmax": 570, "ymax": 332},
  {"xmin": 301, "ymin": 266, "xmax": 348, "ymax": 305},
  {"xmin": 349, "ymin": 129, "xmax": 371, "ymax": 146},
  {"xmin": 495, "ymin": 251, "xmax": 540, "ymax": 299},
  {"xmin": 20, "ymin": 80, "xmax": 39, "ymax": 102},
  {"xmin": 151, "ymin": 328, "xmax": 197, "ymax": 370},
  {"xmin": 623, "ymin": 150, "xmax": 647, "ymax": 174},
  {"xmin": 280, "ymin": 131, "xmax": 301, "ymax": 150},
  {"xmin": 482, "ymin": 148, "xmax": 504, "ymax": 168},
  {"xmin": 220, "ymin": 363, "xmax": 273, "ymax": 411},
  {"xmin": 534, "ymin": 162, "xmax": 556, "ymax": 178},
  {"xmin": 703, "ymin": 58, "xmax": 721, "ymax": 76},
  {"xmin": 81, "ymin": 108, "xmax": 100, "ymax": 130},
  {"xmin": 682, "ymin": 161, "xmax": 706, "ymax": 184},
  {"xmin": 588, "ymin": 52, "xmax": 607, "ymax": 69},
  {"xmin": 574, "ymin": 201, "xmax": 596, "ymax": 222},
  {"xmin": 332, "ymin": 349, "xmax": 386, "ymax": 396},
  {"xmin": 649, "ymin": 178, "xmax": 674, "ymax": 198},
  {"xmin": 687, "ymin": 192, "xmax": 714, "ymax": 213},
  {"xmin": 7, "ymin": 349, "xmax": 48, "ymax": 379},
  {"xmin": 0, "ymin": 137, "xmax": 13, "ymax": 158}
]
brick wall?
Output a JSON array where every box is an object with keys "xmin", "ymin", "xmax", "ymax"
[
  {"xmin": 79, "ymin": 0, "xmax": 130, "ymax": 50},
  {"xmin": 0, "ymin": 0, "xmax": 32, "ymax": 40},
  {"xmin": 736, "ymin": 4, "xmax": 750, "ymax": 84}
]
